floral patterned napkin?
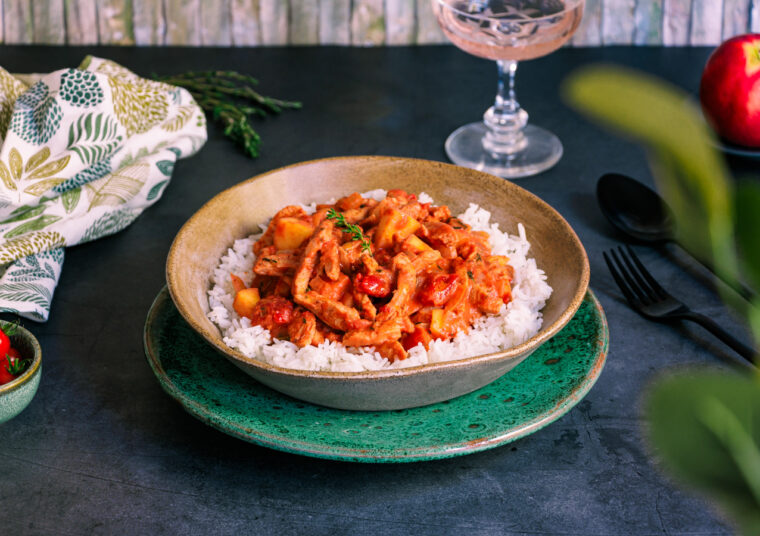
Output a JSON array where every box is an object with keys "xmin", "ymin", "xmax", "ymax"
[{"xmin": 0, "ymin": 56, "xmax": 207, "ymax": 321}]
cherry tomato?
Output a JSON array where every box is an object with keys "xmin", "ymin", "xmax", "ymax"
[
  {"xmin": 419, "ymin": 274, "xmax": 460, "ymax": 306},
  {"xmin": 0, "ymin": 328, "xmax": 10, "ymax": 360},
  {"xmin": 0, "ymin": 363, "xmax": 14, "ymax": 385},
  {"xmin": 0, "ymin": 349, "xmax": 23, "ymax": 386},
  {"xmin": 356, "ymin": 273, "xmax": 391, "ymax": 298}
]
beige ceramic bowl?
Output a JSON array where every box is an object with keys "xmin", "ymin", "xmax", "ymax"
[{"xmin": 166, "ymin": 156, "xmax": 589, "ymax": 410}]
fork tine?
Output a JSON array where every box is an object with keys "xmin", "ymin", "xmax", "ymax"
[
  {"xmin": 609, "ymin": 248, "xmax": 651, "ymax": 304},
  {"xmin": 616, "ymin": 247, "xmax": 659, "ymax": 303},
  {"xmin": 624, "ymin": 245, "xmax": 667, "ymax": 298},
  {"xmin": 603, "ymin": 251, "xmax": 642, "ymax": 306}
]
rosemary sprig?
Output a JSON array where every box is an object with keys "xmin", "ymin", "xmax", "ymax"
[
  {"xmin": 152, "ymin": 70, "xmax": 301, "ymax": 158},
  {"xmin": 326, "ymin": 208, "xmax": 372, "ymax": 253}
]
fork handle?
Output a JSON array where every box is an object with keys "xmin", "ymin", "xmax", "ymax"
[
  {"xmin": 682, "ymin": 311, "xmax": 756, "ymax": 364},
  {"xmin": 671, "ymin": 244, "xmax": 757, "ymax": 303}
]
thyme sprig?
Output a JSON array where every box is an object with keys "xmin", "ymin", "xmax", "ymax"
[
  {"xmin": 326, "ymin": 208, "xmax": 372, "ymax": 253},
  {"xmin": 152, "ymin": 70, "xmax": 301, "ymax": 158}
]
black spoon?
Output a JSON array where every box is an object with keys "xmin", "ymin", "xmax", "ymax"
[
  {"xmin": 597, "ymin": 172, "xmax": 675, "ymax": 244},
  {"xmin": 596, "ymin": 172, "xmax": 755, "ymax": 302}
]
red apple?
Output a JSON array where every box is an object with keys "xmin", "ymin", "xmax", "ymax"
[{"xmin": 700, "ymin": 34, "xmax": 760, "ymax": 147}]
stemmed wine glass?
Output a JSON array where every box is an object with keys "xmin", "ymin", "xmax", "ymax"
[{"xmin": 433, "ymin": 0, "xmax": 585, "ymax": 178}]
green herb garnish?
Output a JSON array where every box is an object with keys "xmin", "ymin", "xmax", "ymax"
[
  {"xmin": 152, "ymin": 70, "xmax": 301, "ymax": 159},
  {"xmin": 5, "ymin": 354, "xmax": 29, "ymax": 376},
  {"xmin": 326, "ymin": 208, "xmax": 371, "ymax": 253},
  {"xmin": 1, "ymin": 321, "xmax": 18, "ymax": 337},
  {"xmin": 467, "ymin": 270, "xmax": 474, "ymax": 280}
]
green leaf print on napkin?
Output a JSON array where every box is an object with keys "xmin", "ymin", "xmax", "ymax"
[
  {"xmin": 59, "ymin": 69, "xmax": 104, "ymax": 108},
  {"xmin": 52, "ymin": 158, "xmax": 112, "ymax": 195},
  {"xmin": 146, "ymin": 180, "xmax": 169, "ymax": 201},
  {"xmin": 0, "ymin": 282, "xmax": 53, "ymax": 308},
  {"xmin": 85, "ymin": 162, "xmax": 148, "ymax": 209},
  {"xmin": 7, "ymin": 249, "xmax": 61, "ymax": 280},
  {"xmin": 97, "ymin": 60, "xmax": 170, "ymax": 137},
  {"xmin": 0, "ymin": 231, "xmax": 66, "ymax": 264},
  {"xmin": 155, "ymin": 160, "xmax": 173, "ymax": 176},
  {"xmin": 60, "ymin": 189, "xmax": 80, "ymax": 214},
  {"xmin": 5, "ymin": 215, "xmax": 62, "ymax": 239},
  {"xmin": 0, "ymin": 56, "xmax": 208, "ymax": 321},
  {"xmin": 162, "ymin": 105, "xmax": 195, "ymax": 132},
  {"xmin": 10, "ymin": 81, "xmax": 63, "ymax": 144},
  {"xmin": 66, "ymin": 112, "xmax": 122, "ymax": 165},
  {"xmin": 0, "ymin": 70, "xmax": 27, "ymax": 137},
  {"xmin": 0, "ymin": 147, "xmax": 71, "ymax": 196},
  {"xmin": 81, "ymin": 208, "xmax": 140, "ymax": 242},
  {"xmin": 0, "ymin": 205, "xmax": 46, "ymax": 224}
]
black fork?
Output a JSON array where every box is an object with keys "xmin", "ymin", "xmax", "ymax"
[{"xmin": 603, "ymin": 245, "xmax": 756, "ymax": 364}]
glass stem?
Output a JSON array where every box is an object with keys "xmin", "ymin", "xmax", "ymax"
[{"xmin": 482, "ymin": 60, "xmax": 528, "ymax": 156}]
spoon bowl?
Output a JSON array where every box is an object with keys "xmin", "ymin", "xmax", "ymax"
[
  {"xmin": 596, "ymin": 172, "xmax": 756, "ymax": 302},
  {"xmin": 596, "ymin": 173, "xmax": 675, "ymax": 243}
]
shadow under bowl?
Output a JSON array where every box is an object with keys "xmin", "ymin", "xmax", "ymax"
[
  {"xmin": 0, "ymin": 323, "xmax": 42, "ymax": 424},
  {"xmin": 166, "ymin": 156, "xmax": 589, "ymax": 410}
]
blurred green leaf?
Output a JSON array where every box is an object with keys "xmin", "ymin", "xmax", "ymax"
[
  {"xmin": 564, "ymin": 63, "xmax": 760, "ymax": 532},
  {"xmin": 646, "ymin": 372, "xmax": 760, "ymax": 534},
  {"xmin": 735, "ymin": 180, "xmax": 760, "ymax": 293},
  {"xmin": 562, "ymin": 64, "xmax": 738, "ymax": 286}
]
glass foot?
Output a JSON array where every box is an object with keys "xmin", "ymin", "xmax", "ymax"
[{"xmin": 444, "ymin": 121, "xmax": 563, "ymax": 179}]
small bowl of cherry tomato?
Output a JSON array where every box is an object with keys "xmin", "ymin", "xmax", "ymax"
[{"xmin": 0, "ymin": 321, "xmax": 41, "ymax": 424}]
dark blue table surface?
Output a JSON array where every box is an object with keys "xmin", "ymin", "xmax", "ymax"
[{"xmin": 0, "ymin": 44, "xmax": 753, "ymax": 535}]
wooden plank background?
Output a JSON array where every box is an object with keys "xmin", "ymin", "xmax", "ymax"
[{"xmin": 2, "ymin": 0, "xmax": 759, "ymax": 46}]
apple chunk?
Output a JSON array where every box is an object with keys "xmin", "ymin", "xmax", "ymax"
[
  {"xmin": 273, "ymin": 217, "xmax": 314, "ymax": 250},
  {"xmin": 401, "ymin": 234, "xmax": 433, "ymax": 255},
  {"xmin": 374, "ymin": 209, "xmax": 420, "ymax": 249},
  {"xmin": 429, "ymin": 308, "xmax": 449, "ymax": 340},
  {"xmin": 233, "ymin": 287, "xmax": 260, "ymax": 319}
]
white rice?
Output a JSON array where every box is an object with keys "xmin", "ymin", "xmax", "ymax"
[{"xmin": 206, "ymin": 191, "xmax": 553, "ymax": 372}]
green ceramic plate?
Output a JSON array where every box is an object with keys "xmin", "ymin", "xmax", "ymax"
[{"xmin": 144, "ymin": 286, "xmax": 608, "ymax": 462}]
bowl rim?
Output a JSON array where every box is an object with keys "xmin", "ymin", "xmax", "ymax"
[
  {"xmin": 0, "ymin": 322, "xmax": 42, "ymax": 395},
  {"xmin": 166, "ymin": 155, "xmax": 590, "ymax": 380}
]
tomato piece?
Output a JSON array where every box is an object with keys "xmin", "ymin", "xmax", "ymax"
[
  {"xmin": 248, "ymin": 296, "xmax": 294, "ymax": 332},
  {"xmin": 271, "ymin": 302, "xmax": 293, "ymax": 325},
  {"xmin": 419, "ymin": 274, "xmax": 460, "ymax": 306},
  {"xmin": 356, "ymin": 273, "xmax": 391, "ymax": 298},
  {"xmin": 401, "ymin": 325, "xmax": 433, "ymax": 351}
]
